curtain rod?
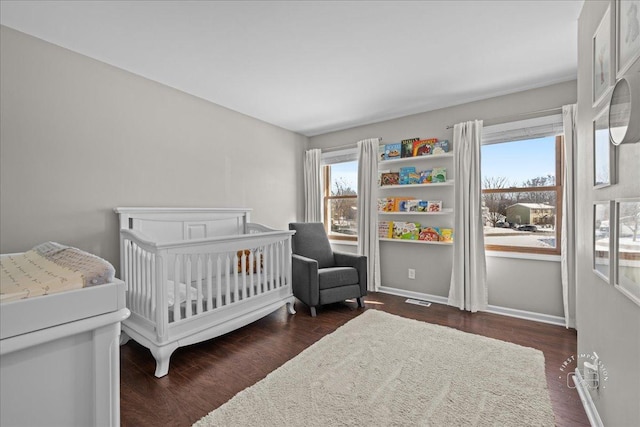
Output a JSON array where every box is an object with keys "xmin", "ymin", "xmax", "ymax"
[
  {"xmin": 320, "ymin": 137, "xmax": 382, "ymax": 153},
  {"xmin": 445, "ymin": 107, "xmax": 563, "ymax": 130}
]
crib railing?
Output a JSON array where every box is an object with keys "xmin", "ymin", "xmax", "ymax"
[{"xmin": 120, "ymin": 226, "xmax": 294, "ymax": 341}]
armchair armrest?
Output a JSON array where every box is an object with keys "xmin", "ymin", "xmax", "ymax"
[
  {"xmin": 291, "ymin": 254, "xmax": 320, "ymax": 306},
  {"xmin": 334, "ymin": 252, "xmax": 368, "ymax": 296}
]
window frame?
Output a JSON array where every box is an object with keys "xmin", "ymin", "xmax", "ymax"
[
  {"xmin": 323, "ymin": 163, "xmax": 358, "ymax": 242},
  {"xmin": 482, "ymin": 135, "xmax": 564, "ymax": 255}
]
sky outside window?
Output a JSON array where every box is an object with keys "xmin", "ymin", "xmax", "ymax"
[{"xmin": 482, "ymin": 136, "xmax": 556, "ymax": 187}]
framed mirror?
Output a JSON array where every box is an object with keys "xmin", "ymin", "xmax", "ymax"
[{"xmin": 609, "ymin": 73, "xmax": 640, "ymax": 145}]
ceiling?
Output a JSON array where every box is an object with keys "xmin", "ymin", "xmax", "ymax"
[{"xmin": 0, "ymin": 1, "xmax": 584, "ymax": 137}]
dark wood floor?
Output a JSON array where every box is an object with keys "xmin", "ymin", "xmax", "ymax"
[{"xmin": 120, "ymin": 292, "xmax": 589, "ymax": 426}]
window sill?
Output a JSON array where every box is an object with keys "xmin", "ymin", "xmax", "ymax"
[
  {"xmin": 330, "ymin": 239, "xmax": 358, "ymax": 247},
  {"xmin": 485, "ymin": 250, "xmax": 561, "ymax": 262}
]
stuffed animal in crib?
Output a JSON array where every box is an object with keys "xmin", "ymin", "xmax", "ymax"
[{"xmin": 237, "ymin": 249, "xmax": 263, "ymax": 274}]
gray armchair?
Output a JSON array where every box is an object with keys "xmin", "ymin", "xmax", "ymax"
[{"xmin": 289, "ymin": 222, "xmax": 367, "ymax": 317}]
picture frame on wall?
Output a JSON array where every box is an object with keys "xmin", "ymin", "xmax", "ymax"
[
  {"xmin": 615, "ymin": 0, "xmax": 640, "ymax": 78},
  {"xmin": 593, "ymin": 107, "xmax": 616, "ymax": 188},
  {"xmin": 594, "ymin": 201, "xmax": 613, "ymax": 283},
  {"xmin": 593, "ymin": 5, "xmax": 614, "ymax": 106},
  {"xmin": 615, "ymin": 198, "xmax": 640, "ymax": 306}
]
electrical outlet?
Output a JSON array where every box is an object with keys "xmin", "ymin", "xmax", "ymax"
[{"xmin": 408, "ymin": 268, "xmax": 415, "ymax": 279}]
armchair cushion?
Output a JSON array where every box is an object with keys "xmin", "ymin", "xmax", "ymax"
[
  {"xmin": 318, "ymin": 267, "xmax": 359, "ymax": 290},
  {"xmin": 289, "ymin": 222, "xmax": 335, "ymax": 268}
]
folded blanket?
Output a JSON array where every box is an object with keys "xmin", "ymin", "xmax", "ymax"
[{"xmin": 0, "ymin": 242, "xmax": 115, "ymax": 303}]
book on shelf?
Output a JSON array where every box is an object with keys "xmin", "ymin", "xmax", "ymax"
[
  {"xmin": 378, "ymin": 197, "xmax": 443, "ymax": 213},
  {"xmin": 383, "ymin": 143, "xmax": 402, "ymax": 160},
  {"xmin": 401, "ymin": 138, "xmax": 420, "ymax": 157},
  {"xmin": 430, "ymin": 167, "xmax": 447, "ymax": 183},
  {"xmin": 380, "ymin": 172, "xmax": 400, "ymax": 186},
  {"xmin": 433, "ymin": 140, "xmax": 449, "ymax": 155},
  {"xmin": 393, "ymin": 197, "xmax": 415, "ymax": 212},
  {"xmin": 378, "ymin": 198, "xmax": 397, "ymax": 212},
  {"xmin": 399, "ymin": 166, "xmax": 416, "ymax": 185},
  {"xmin": 412, "ymin": 138, "xmax": 438, "ymax": 157},
  {"xmin": 378, "ymin": 221, "xmax": 393, "ymax": 239},
  {"xmin": 378, "ymin": 144, "xmax": 386, "ymax": 162},
  {"xmin": 439, "ymin": 228, "xmax": 454, "ymax": 242},
  {"xmin": 392, "ymin": 221, "xmax": 421, "ymax": 240},
  {"xmin": 419, "ymin": 169, "xmax": 433, "ymax": 184},
  {"xmin": 418, "ymin": 226, "xmax": 454, "ymax": 242},
  {"xmin": 426, "ymin": 201, "xmax": 442, "ymax": 212}
]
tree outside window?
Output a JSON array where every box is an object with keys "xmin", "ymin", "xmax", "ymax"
[{"xmin": 323, "ymin": 161, "xmax": 358, "ymax": 240}]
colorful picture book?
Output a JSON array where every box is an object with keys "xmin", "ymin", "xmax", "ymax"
[
  {"xmin": 401, "ymin": 138, "xmax": 420, "ymax": 157},
  {"xmin": 383, "ymin": 143, "xmax": 402, "ymax": 160},
  {"xmin": 380, "ymin": 138, "xmax": 449, "ymax": 162},
  {"xmin": 380, "ymin": 172, "xmax": 400, "ymax": 186},
  {"xmin": 380, "ymin": 167, "xmax": 446, "ymax": 186},
  {"xmin": 419, "ymin": 226, "xmax": 454, "ymax": 242},
  {"xmin": 392, "ymin": 222, "xmax": 421, "ymax": 240},
  {"xmin": 378, "ymin": 220, "xmax": 454, "ymax": 242},
  {"xmin": 378, "ymin": 198, "xmax": 443, "ymax": 212}
]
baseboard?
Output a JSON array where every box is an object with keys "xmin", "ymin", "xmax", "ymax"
[
  {"xmin": 572, "ymin": 369, "xmax": 603, "ymax": 427},
  {"xmin": 377, "ymin": 287, "xmax": 567, "ymax": 327},
  {"xmin": 485, "ymin": 305, "xmax": 566, "ymax": 327},
  {"xmin": 377, "ymin": 287, "xmax": 449, "ymax": 305}
]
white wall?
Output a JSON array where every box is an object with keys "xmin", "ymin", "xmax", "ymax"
[
  {"xmin": 310, "ymin": 81, "xmax": 577, "ymax": 319},
  {"xmin": 0, "ymin": 26, "xmax": 307, "ymax": 271},
  {"xmin": 576, "ymin": 2, "xmax": 640, "ymax": 425}
]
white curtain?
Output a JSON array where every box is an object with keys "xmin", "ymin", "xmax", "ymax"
[
  {"xmin": 357, "ymin": 138, "xmax": 381, "ymax": 292},
  {"xmin": 304, "ymin": 149, "xmax": 322, "ymax": 222},
  {"xmin": 561, "ymin": 105, "xmax": 577, "ymax": 328},
  {"xmin": 448, "ymin": 120, "xmax": 487, "ymax": 312}
]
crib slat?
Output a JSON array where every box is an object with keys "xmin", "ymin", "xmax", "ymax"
[
  {"xmin": 185, "ymin": 255, "xmax": 192, "ymax": 318},
  {"xmin": 216, "ymin": 257, "xmax": 222, "ymax": 308},
  {"xmin": 143, "ymin": 251, "xmax": 150, "ymax": 319},
  {"xmin": 275, "ymin": 242, "xmax": 281, "ymax": 289},
  {"xmin": 151, "ymin": 253, "xmax": 156, "ymax": 318},
  {"xmin": 134, "ymin": 244, "xmax": 141, "ymax": 315},
  {"xmin": 233, "ymin": 253, "xmax": 239, "ymax": 304},
  {"xmin": 241, "ymin": 252, "xmax": 247, "ymax": 300},
  {"xmin": 253, "ymin": 248, "xmax": 262, "ymax": 295},
  {"xmin": 249, "ymin": 251, "xmax": 254, "ymax": 298},
  {"xmin": 225, "ymin": 255, "xmax": 231, "ymax": 305},
  {"xmin": 196, "ymin": 255, "xmax": 203, "ymax": 314},
  {"xmin": 206, "ymin": 255, "xmax": 213, "ymax": 311},
  {"xmin": 268, "ymin": 244, "xmax": 274, "ymax": 291},
  {"xmin": 174, "ymin": 256, "xmax": 181, "ymax": 322}
]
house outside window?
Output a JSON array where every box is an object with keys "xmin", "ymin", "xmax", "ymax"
[
  {"xmin": 481, "ymin": 115, "xmax": 564, "ymax": 255},
  {"xmin": 321, "ymin": 149, "xmax": 358, "ymax": 241}
]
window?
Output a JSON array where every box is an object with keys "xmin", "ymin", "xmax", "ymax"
[
  {"xmin": 322, "ymin": 153, "xmax": 358, "ymax": 241},
  {"xmin": 481, "ymin": 116, "xmax": 563, "ymax": 255}
]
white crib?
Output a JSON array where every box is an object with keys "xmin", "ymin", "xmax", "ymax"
[{"xmin": 115, "ymin": 207, "xmax": 296, "ymax": 377}]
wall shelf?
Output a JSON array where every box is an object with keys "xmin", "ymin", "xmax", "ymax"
[
  {"xmin": 379, "ymin": 153, "xmax": 453, "ymax": 165},
  {"xmin": 379, "ymin": 181, "xmax": 454, "ymax": 189},
  {"xmin": 379, "ymin": 238, "xmax": 453, "ymax": 245},
  {"xmin": 379, "ymin": 209, "xmax": 453, "ymax": 215}
]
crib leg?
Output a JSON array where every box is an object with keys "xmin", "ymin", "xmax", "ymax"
[
  {"xmin": 119, "ymin": 331, "xmax": 131, "ymax": 346},
  {"xmin": 286, "ymin": 298, "xmax": 296, "ymax": 315},
  {"xmin": 150, "ymin": 342, "xmax": 179, "ymax": 378}
]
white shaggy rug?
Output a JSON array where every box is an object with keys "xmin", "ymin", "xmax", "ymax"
[{"xmin": 194, "ymin": 310, "xmax": 555, "ymax": 426}]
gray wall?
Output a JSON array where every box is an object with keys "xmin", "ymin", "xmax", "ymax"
[
  {"xmin": 0, "ymin": 26, "xmax": 307, "ymax": 272},
  {"xmin": 576, "ymin": 2, "xmax": 640, "ymax": 425},
  {"xmin": 310, "ymin": 80, "xmax": 577, "ymax": 318}
]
